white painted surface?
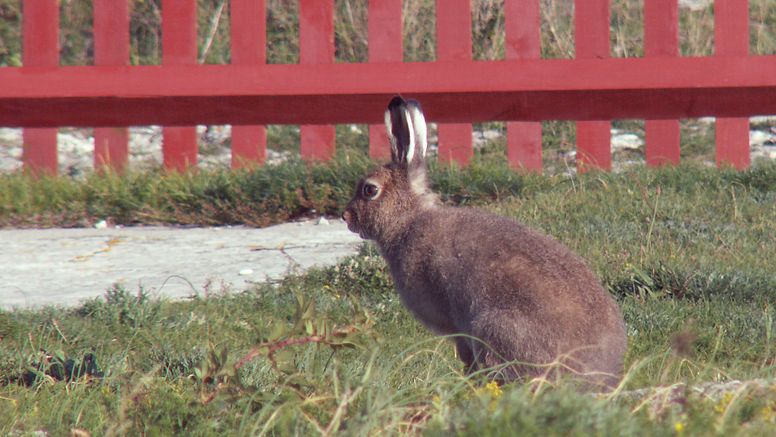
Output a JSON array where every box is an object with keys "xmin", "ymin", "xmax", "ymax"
[{"xmin": 0, "ymin": 220, "xmax": 363, "ymax": 309}]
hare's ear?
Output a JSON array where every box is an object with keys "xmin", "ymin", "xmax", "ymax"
[
  {"xmin": 385, "ymin": 96, "xmax": 419, "ymax": 167},
  {"xmin": 405, "ymin": 99, "xmax": 428, "ymax": 164}
]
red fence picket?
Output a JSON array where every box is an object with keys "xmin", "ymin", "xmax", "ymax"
[
  {"xmin": 644, "ymin": 0, "xmax": 681, "ymax": 167},
  {"xmin": 505, "ymin": 0, "xmax": 542, "ymax": 172},
  {"xmin": 230, "ymin": 0, "xmax": 267, "ymax": 168},
  {"xmin": 93, "ymin": 0, "xmax": 130, "ymax": 172},
  {"xmin": 21, "ymin": 0, "xmax": 58, "ymax": 174},
  {"xmin": 436, "ymin": 0, "xmax": 474, "ymax": 166},
  {"xmin": 367, "ymin": 0, "xmax": 402, "ymax": 161},
  {"xmin": 715, "ymin": 0, "xmax": 751, "ymax": 170},
  {"xmin": 575, "ymin": 0, "xmax": 612, "ymax": 172},
  {"xmin": 299, "ymin": 0, "xmax": 336, "ymax": 161},
  {"xmin": 162, "ymin": 0, "xmax": 198, "ymax": 172},
  {"xmin": 6, "ymin": 0, "xmax": 776, "ymax": 174}
]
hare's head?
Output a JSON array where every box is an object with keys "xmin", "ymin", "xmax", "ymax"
[{"xmin": 342, "ymin": 96, "xmax": 436, "ymax": 242}]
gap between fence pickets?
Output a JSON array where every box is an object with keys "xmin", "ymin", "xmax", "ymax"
[{"xmin": 3, "ymin": 120, "xmax": 776, "ymax": 176}]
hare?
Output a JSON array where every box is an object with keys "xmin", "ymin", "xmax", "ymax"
[{"xmin": 342, "ymin": 96, "xmax": 627, "ymax": 389}]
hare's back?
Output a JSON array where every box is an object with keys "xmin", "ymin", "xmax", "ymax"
[
  {"xmin": 407, "ymin": 207, "xmax": 610, "ymax": 308},
  {"xmin": 423, "ymin": 207, "xmax": 595, "ymax": 278}
]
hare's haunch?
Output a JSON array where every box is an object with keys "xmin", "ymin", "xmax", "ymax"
[{"xmin": 343, "ymin": 96, "xmax": 627, "ymax": 389}]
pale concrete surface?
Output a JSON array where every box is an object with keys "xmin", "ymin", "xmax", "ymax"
[{"xmin": 0, "ymin": 220, "xmax": 363, "ymax": 309}]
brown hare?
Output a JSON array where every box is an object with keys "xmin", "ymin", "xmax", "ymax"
[{"xmin": 342, "ymin": 96, "xmax": 627, "ymax": 389}]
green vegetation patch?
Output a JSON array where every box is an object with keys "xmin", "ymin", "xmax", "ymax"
[
  {"xmin": 0, "ymin": 149, "xmax": 534, "ymax": 228},
  {"xmin": 2, "ymin": 162, "xmax": 775, "ymax": 435}
]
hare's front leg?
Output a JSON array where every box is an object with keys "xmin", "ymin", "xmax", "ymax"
[{"xmin": 454, "ymin": 337, "xmax": 477, "ymax": 375}]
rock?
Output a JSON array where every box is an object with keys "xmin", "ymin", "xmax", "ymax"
[
  {"xmin": 750, "ymin": 129, "xmax": 775, "ymax": 147},
  {"xmin": 752, "ymin": 145, "xmax": 776, "ymax": 162},
  {"xmin": 698, "ymin": 117, "xmax": 716, "ymax": 124},
  {"xmin": 679, "ymin": 0, "xmax": 712, "ymax": 11},
  {"xmin": 751, "ymin": 116, "xmax": 776, "ymax": 126},
  {"xmin": 473, "ymin": 129, "xmax": 504, "ymax": 147},
  {"xmin": 238, "ymin": 268, "xmax": 254, "ymax": 276},
  {"xmin": 615, "ymin": 378, "xmax": 776, "ymax": 416},
  {"xmin": 58, "ymin": 129, "xmax": 94, "ymax": 176},
  {"xmin": 0, "ymin": 128, "xmax": 23, "ymax": 173},
  {"xmin": 0, "ymin": 127, "xmax": 21, "ymax": 145},
  {"xmin": 611, "ymin": 132, "xmax": 643, "ymax": 150},
  {"xmin": 317, "ymin": 216, "xmax": 330, "ymax": 226},
  {"xmin": 93, "ymin": 220, "xmax": 108, "ymax": 229}
]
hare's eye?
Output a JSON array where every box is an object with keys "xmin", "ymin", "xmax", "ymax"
[{"xmin": 362, "ymin": 183, "xmax": 380, "ymax": 199}]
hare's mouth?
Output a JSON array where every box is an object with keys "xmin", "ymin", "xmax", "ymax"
[
  {"xmin": 343, "ymin": 209, "xmax": 370, "ymax": 239},
  {"xmin": 343, "ymin": 211, "xmax": 359, "ymax": 233},
  {"xmin": 347, "ymin": 219, "xmax": 368, "ymax": 239},
  {"xmin": 348, "ymin": 221, "xmax": 366, "ymax": 239}
]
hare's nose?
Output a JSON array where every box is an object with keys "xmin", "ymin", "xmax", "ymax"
[{"xmin": 342, "ymin": 210, "xmax": 351, "ymax": 223}]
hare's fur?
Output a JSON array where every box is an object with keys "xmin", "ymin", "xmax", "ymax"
[{"xmin": 343, "ymin": 97, "xmax": 627, "ymax": 389}]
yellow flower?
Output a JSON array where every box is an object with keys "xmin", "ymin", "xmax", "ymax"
[
  {"xmin": 484, "ymin": 381, "xmax": 503, "ymax": 399},
  {"xmin": 674, "ymin": 422, "xmax": 685, "ymax": 433},
  {"xmin": 714, "ymin": 392, "xmax": 735, "ymax": 414},
  {"xmin": 758, "ymin": 403, "xmax": 776, "ymax": 423}
]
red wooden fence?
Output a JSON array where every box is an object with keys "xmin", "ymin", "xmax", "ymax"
[{"xmin": 3, "ymin": 0, "xmax": 776, "ymax": 174}]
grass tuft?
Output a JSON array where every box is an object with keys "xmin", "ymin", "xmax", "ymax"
[{"xmin": 2, "ymin": 161, "xmax": 776, "ymax": 434}]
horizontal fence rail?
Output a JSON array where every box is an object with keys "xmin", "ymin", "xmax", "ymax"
[{"xmin": 2, "ymin": 0, "xmax": 775, "ymax": 174}]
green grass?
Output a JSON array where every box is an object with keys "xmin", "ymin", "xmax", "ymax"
[
  {"xmin": 0, "ymin": 147, "xmax": 532, "ymax": 228},
  {"xmin": 2, "ymin": 162, "xmax": 776, "ymax": 435}
]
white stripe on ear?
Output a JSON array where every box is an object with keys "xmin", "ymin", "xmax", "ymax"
[
  {"xmin": 403, "ymin": 108, "xmax": 415, "ymax": 163},
  {"xmin": 406, "ymin": 103, "xmax": 427, "ymax": 159},
  {"xmin": 384, "ymin": 109, "xmax": 398, "ymax": 158}
]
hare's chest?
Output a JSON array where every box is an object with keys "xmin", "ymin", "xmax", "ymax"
[{"xmin": 391, "ymin": 266, "xmax": 457, "ymax": 335}]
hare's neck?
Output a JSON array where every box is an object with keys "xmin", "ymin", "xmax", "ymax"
[
  {"xmin": 374, "ymin": 204, "xmax": 435, "ymax": 256},
  {"xmin": 374, "ymin": 217, "xmax": 413, "ymax": 254}
]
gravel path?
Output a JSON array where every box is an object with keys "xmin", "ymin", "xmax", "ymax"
[{"xmin": 0, "ymin": 219, "xmax": 362, "ymax": 310}]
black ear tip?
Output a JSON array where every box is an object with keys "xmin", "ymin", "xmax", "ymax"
[
  {"xmin": 388, "ymin": 95, "xmax": 406, "ymax": 111},
  {"xmin": 405, "ymin": 99, "xmax": 423, "ymax": 112}
]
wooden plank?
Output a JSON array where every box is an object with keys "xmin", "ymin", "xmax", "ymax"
[
  {"xmin": 368, "ymin": 0, "xmax": 402, "ymax": 160},
  {"xmin": 2, "ymin": 56, "xmax": 776, "ymax": 126},
  {"xmin": 715, "ymin": 0, "xmax": 749, "ymax": 57},
  {"xmin": 299, "ymin": 0, "xmax": 335, "ymax": 160},
  {"xmin": 162, "ymin": 0, "xmax": 198, "ymax": 64},
  {"xmin": 645, "ymin": 120, "xmax": 680, "ymax": 166},
  {"xmin": 162, "ymin": 0, "xmax": 198, "ymax": 171},
  {"xmin": 576, "ymin": 121, "xmax": 611, "ymax": 170},
  {"xmin": 575, "ymin": 0, "xmax": 611, "ymax": 172},
  {"xmin": 644, "ymin": 0, "xmax": 680, "ymax": 167},
  {"xmin": 93, "ymin": 128, "xmax": 129, "ymax": 170},
  {"xmin": 230, "ymin": 0, "xmax": 266, "ymax": 65},
  {"xmin": 644, "ymin": 0, "xmax": 678, "ymax": 57},
  {"xmin": 22, "ymin": 0, "xmax": 58, "ymax": 174},
  {"xmin": 22, "ymin": 128, "xmax": 57, "ymax": 175},
  {"xmin": 93, "ymin": 0, "xmax": 130, "ymax": 172},
  {"xmin": 368, "ymin": 125, "xmax": 391, "ymax": 161},
  {"xmin": 22, "ymin": 0, "xmax": 58, "ymax": 67},
  {"xmin": 716, "ymin": 117, "xmax": 750, "ymax": 169},
  {"xmin": 715, "ymin": 0, "xmax": 750, "ymax": 169},
  {"xmin": 231, "ymin": 125, "xmax": 266, "ymax": 167},
  {"xmin": 507, "ymin": 122, "xmax": 542, "ymax": 171},
  {"xmin": 230, "ymin": 0, "xmax": 266, "ymax": 167},
  {"xmin": 505, "ymin": 0, "xmax": 542, "ymax": 172},
  {"xmin": 162, "ymin": 127, "xmax": 198, "ymax": 171},
  {"xmin": 436, "ymin": 0, "xmax": 473, "ymax": 165},
  {"xmin": 505, "ymin": 0, "xmax": 541, "ymax": 60},
  {"xmin": 7, "ymin": 57, "xmax": 776, "ymax": 101}
]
